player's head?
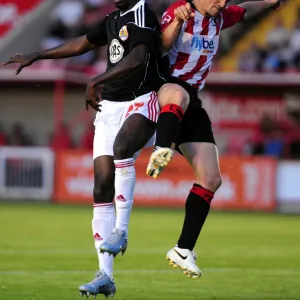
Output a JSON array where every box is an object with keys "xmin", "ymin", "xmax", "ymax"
[
  {"xmin": 198, "ymin": 0, "xmax": 228, "ymax": 17},
  {"xmin": 113, "ymin": 0, "xmax": 139, "ymax": 10}
]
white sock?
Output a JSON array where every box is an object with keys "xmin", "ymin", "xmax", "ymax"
[
  {"xmin": 114, "ymin": 158, "xmax": 135, "ymax": 234},
  {"xmin": 92, "ymin": 203, "xmax": 116, "ymax": 278}
]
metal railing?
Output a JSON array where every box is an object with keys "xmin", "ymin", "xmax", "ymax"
[{"xmin": 0, "ymin": 147, "xmax": 54, "ymax": 200}]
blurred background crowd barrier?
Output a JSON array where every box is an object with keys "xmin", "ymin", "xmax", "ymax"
[
  {"xmin": 1, "ymin": 0, "xmax": 300, "ymax": 213},
  {"xmin": 0, "ymin": 146, "xmax": 299, "ymax": 213}
]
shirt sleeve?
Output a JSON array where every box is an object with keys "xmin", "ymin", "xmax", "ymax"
[
  {"xmin": 129, "ymin": 25, "xmax": 159, "ymax": 53},
  {"xmin": 86, "ymin": 16, "xmax": 108, "ymax": 46},
  {"xmin": 221, "ymin": 6, "xmax": 246, "ymax": 30},
  {"xmin": 160, "ymin": 0, "xmax": 185, "ymax": 31}
]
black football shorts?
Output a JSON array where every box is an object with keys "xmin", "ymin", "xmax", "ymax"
[{"xmin": 166, "ymin": 76, "xmax": 216, "ymax": 152}]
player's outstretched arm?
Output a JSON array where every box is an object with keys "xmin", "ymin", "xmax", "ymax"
[
  {"xmin": 2, "ymin": 36, "xmax": 96, "ymax": 75},
  {"xmin": 84, "ymin": 44, "xmax": 149, "ymax": 111},
  {"xmin": 239, "ymin": 0, "xmax": 282, "ymax": 20}
]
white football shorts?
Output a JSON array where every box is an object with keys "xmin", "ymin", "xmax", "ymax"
[{"xmin": 93, "ymin": 91, "xmax": 159, "ymax": 160}]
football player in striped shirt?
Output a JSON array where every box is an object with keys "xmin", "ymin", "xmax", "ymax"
[{"xmin": 146, "ymin": 0, "xmax": 283, "ymax": 279}]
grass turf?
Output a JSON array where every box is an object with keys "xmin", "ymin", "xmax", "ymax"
[{"xmin": 0, "ymin": 203, "xmax": 299, "ymax": 300}]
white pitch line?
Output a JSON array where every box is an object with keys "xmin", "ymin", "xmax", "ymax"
[
  {"xmin": 0, "ymin": 249, "xmax": 167, "ymax": 255},
  {"xmin": 1, "ymin": 248, "xmax": 298, "ymax": 256},
  {"xmin": 0, "ymin": 268, "xmax": 299, "ymax": 276}
]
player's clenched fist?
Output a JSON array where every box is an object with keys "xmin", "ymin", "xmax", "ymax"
[{"xmin": 174, "ymin": 3, "xmax": 195, "ymax": 23}]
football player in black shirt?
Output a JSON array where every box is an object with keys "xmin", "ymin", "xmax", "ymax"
[{"xmin": 3, "ymin": 0, "xmax": 168, "ymax": 297}]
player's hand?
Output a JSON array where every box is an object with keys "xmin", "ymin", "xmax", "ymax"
[
  {"xmin": 2, "ymin": 53, "xmax": 37, "ymax": 75},
  {"xmin": 174, "ymin": 3, "xmax": 195, "ymax": 23},
  {"xmin": 85, "ymin": 81, "xmax": 101, "ymax": 112}
]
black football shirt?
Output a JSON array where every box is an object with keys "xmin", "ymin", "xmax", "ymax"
[{"xmin": 86, "ymin": 0, "xmax": 169, "ymax": 101}]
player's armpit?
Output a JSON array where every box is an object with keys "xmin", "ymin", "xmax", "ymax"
[
  {"xmin": 86, "ymin": 16, "xmax": 108, "ymax": 46},
  {"xmin": 221, "ymin": 6, "xmax": 246, "ymax": 30}
]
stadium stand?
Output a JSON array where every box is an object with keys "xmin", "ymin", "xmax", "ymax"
[
  {"xmin": 220, "ymin": 0, "xmax": 300, "ymax": 72},
  {"xmin": 0, "ymin": 0, "xmax": 61, "ymax": 58}
]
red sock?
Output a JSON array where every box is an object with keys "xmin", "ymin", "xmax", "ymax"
[
  {"xmin": 177, "ymin": 184, "xmax": 214, "ymax": 250},
  {"xmin": 155, "ymin": 104, "xmax": 184, "ymax": 148}
]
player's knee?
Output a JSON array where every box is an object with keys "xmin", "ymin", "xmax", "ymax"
[
  {"xmin": 113, "ymin": 141, "xmax": 133, "ymax": 159},
  {"xmin": 172, "ymin": 87, "xmax": 189, "ymax": 111},
  {"xmin": 93, "ymin": 175, "xmax": 114, "ymax": 204},
  {"xmin": 158, "ymin": 84, "xmax": 189, "ymax": 111},
  {"xmin": 197, "ymin": 175, "xmax": 222, "ymax": 194}
]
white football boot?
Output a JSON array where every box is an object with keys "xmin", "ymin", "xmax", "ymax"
[
  {"xmin": 166, "ymin": 246, "xmax": 201, "ymax": 279},
  {"xmin": 146, "ymin": 147, "xmax": 174, "ymax": 178}
]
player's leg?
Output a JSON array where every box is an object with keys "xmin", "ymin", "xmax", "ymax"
[
  {"xmin": 155, "ymin": 83, "xmax": 189, "ymax": 147},
  {"xmin": 79, "ymin": 110, "xmax": 117, "ymax": 297},
  {"xmin": 79, "ymin": 156, "xmax": 117, "ymax": 297},
  {"xmin": 167, "ymin": 143, "xmax": 221, "ymax": 279},
  {"xmin": 100, "ymin": 114, "xmax": 156, "ymax": 256},
  {"xmin": 167, "ymin": 106, "xmax": 222, "ymax": 279},
  {"xmin": 114, "ymin": 113, "xmax": 156, "ymax": 234},
  {"xmin": 147, "ymin": 82, "xmax": 189, "ymax": 178},
  {"xmin": 100, "ymin": 93, "xmax": 158, "ymax": 257},
  {"xmin": 93, "ymin": 156, "xmax": 116, "ymax": 275},
  {"xmin": 177, "ymin": 143, "xmax": 222, "ymax": 249}
]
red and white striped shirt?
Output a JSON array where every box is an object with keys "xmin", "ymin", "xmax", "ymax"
[{"xmin": 161, "ymin": 0, "xmax": 246, "ymax": 90}]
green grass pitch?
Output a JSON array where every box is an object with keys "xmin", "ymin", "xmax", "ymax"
[{"xmin": 0, "ymin": 203, "xmax": 300, "ymax": 300}]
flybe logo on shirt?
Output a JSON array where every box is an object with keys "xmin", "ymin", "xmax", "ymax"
[{"xmin": 191, "ymin": 37, "xmax": 214, "ymax": 54}]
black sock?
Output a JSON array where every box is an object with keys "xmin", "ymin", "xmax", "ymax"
[
  {"xmin": 155, "ymin": 104, "xmax": 184, "ymax": 148},
  {"xmin": 177, "ymin": 184, "xmax": 214, "ymax": 251}
]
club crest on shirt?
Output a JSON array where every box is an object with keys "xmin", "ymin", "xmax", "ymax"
[
  {"xmin": 119, "ymin": 25, "xmax": 129, "ymax": 41},
  {"xmin": 161, "ymin": 14, "xmax": 171, "ymax": 25}
]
